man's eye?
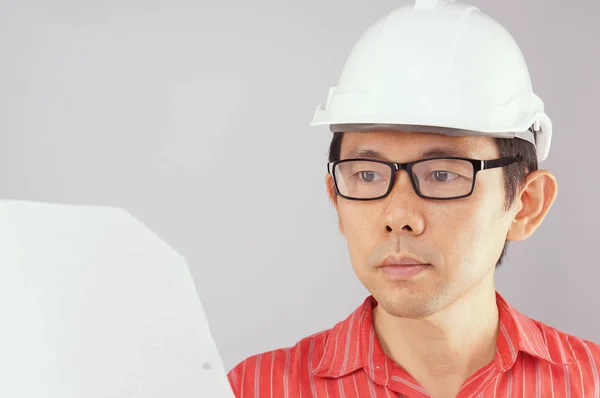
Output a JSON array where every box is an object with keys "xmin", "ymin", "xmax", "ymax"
[
  {"xmin": 358, "ymin": 171, "xmax": 380, "ymax": 182},
  {"xmin": 431, "ymin": 170, "xmax": 459, "ymax": 182}
]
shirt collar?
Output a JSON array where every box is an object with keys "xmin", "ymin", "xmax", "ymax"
[
  {"xmin": 311, "ymin": 297, "xmax": 371, "ymax": 378},
  {"xmin": 312, "ymin": 291, "xmax": 570, "ymax": 379},
  {"xmin": 494, "ymin": 292, "xmax": 571, "ymax": 370}
]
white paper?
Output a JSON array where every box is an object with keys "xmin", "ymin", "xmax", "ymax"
[{"xmin": 0, "ymin": 199, "xmax": 236, "ymax": 398}]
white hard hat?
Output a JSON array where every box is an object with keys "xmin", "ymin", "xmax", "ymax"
[{"xmin": 310, "ymin": 0, "xmax": 552, "ymax": 162}]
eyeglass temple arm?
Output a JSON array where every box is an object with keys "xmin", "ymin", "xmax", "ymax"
[{"xmin": 482, "ymin": 155, "xmax": 523, "ymax": 170}]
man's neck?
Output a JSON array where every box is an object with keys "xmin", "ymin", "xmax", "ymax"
[{"xmin": 372, "ymin": 277, "xmax": 499, "ymax": 390}]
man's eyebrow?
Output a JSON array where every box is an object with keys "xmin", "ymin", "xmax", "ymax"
[
  {"xmin": 343, "ymin": 148, "xmax": 387, "ymax": 159},
  {"xmin": 342, "ymin": 146, "xmax": 470, "ymax": 161},
  {"xmin": 419, "ymin": 147, "xmax": 469, "ymax": 159}
]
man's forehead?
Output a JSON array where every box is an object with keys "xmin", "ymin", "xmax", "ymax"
[{"xmin": 340, "ymin": 130, "xmax": 496, "ymax": 160}]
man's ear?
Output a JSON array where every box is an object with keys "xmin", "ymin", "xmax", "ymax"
[
  {"xmin": 326, "ymin": 174, "xmax": 344, "ymax": 235},
  {"xmin": 507, "ymin": 169, "xmax": 557, "ymax": 241}
]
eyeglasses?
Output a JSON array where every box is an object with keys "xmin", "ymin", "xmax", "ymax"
[{"xmin": 327, "ymin": 156, "xmax": 522, "ymax": 201}]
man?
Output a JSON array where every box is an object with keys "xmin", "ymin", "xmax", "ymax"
[{"xmin": 227, "ymin": 1, "xmax": 600, "ymax": 397}]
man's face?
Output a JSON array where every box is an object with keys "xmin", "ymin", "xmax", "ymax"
[{"xmin": 329, "ymin": 130, "xmax": 517, "ymax": 319}]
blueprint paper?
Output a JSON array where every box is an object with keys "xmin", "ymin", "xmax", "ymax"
[{"xmin": 0, "ymin": 200, "xmax": 236, "ymax": 398}]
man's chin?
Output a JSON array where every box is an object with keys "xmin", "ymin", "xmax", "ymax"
[{"xmin": 374, "ymin": 290, "xmax": 444, "ymax": 319}]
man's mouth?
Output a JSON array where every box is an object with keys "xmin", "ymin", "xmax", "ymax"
[{"xmin": 377, "ymin": 255, "xmax": 431, "ymax": 280}]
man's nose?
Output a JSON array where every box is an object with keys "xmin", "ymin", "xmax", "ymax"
[{"xmin": 382, "ymin": 170, "xmax": 426, "ymax": 235}]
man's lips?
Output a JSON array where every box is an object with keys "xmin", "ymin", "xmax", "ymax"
[
  {"xmin": 378, "ymin": 255, "xmax": 428, "ymax": 267},
  {"xmin": 377, "ymin": 256, "xmax": 431, "ymax": 279}
]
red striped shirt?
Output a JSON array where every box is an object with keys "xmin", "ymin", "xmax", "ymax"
[{"xmin": 227, "ymin": 292, "xmax": 600, "ymax": 397}]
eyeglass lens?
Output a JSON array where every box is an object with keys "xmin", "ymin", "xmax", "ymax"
[{"xmin": 333, "ymin": 159, "xmax": 475, "ymax": 199}]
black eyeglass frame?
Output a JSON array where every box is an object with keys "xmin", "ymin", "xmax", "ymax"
[{"xmin": 327, "ymin": 155, "xmax": 522, "ymax": 201}]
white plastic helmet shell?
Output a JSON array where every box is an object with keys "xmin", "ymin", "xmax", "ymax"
[{"xmin": 310, "ymin": 0, "xmax": 552, "ymax": 162}]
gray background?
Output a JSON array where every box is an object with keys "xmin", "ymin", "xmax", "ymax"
[{"xmin": 1, "ymin": 0, "xmax": 598, "ymax": 371}]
